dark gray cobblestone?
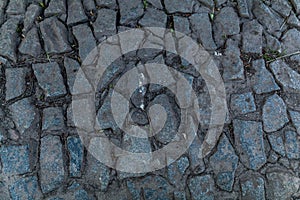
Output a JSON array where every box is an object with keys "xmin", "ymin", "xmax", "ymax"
[{"xmin": 0, "ymin": 0, "xmax": 300, "ymax": 199}]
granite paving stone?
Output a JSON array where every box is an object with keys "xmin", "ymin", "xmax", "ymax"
[
  {"xmin": 188, "ymin": 175, "xmax": 215, "ymax": 200},
  {"xmin": 233, "ymin": 120, "xmax": 266, "ymax": 170},
  {"xmin": 0, "ymin": 145, "xmax": 31, "ymax": 175},
  {"xmin": 32, "ymin": 62, "xmax": 67, "ymax": 98},
  {"xmin": 93, "ymin": 9, "xmax": 117, "ymax": 41},
  {"xmin": 198, "ymin": 0, "xmax": 214, "ymax": 9},
  {"xmin": 242, "ymin": 20, "xmax": 263, "ymax": 54},
  {"xmin": 281, "ymin": 28, "xmax": 300, "ymax": 54},
  {"xmin": 18, "ymin": 27, "xmax": 42, "ymax": 57},
  {"xmin": 267, "ymin": 133, "xmax": 286, "ymax": 156},
  {"xmin": 45, "ymin": 0, "xmax": 67, "ymax": 18},
  {"xmin": 270, "ymin": 0, "xmax": 292, "ymax": 17},
  {"xmin": 240, "ymin": 173, "xmax": 265, "ymax": 200},
  {"xmin": 23, "ymin": 4, "xmax": 41, "ymax": 33},
  {"xmin": 237, "ymin": 0, "xmax": 250, "ymax": 18},
  {"xmin": 40, "ymin": 135, "xmax": 65, "ymax": 193},
  {"xmin": 230, "ymin": 92, "xmax": 256, "ymax": 115},
  {"xmin": 139, "ymin": 8, "xmax": 167, "ymax": 28},
  {"xmin": 119, "ymin": 0, "xmax": 144, "ymax": 25},
  {"xmin": 289, "ymin": 110, "xmax": 300, "ymax": 134},
  {"xmin": 6, "ymin": 0, "xmax": 25, "ymax": 15},
  {"xmin": 40, "ymin": 17, "xmax": 72, "ymax": 54},
  {"xmin": 67, "ymin": 136, "xmax": 84, "ymax": 177},
  {"xmin": 285, "ymin": 130, "xmax": 300, "ymax": 159},
  {"xmin": 95, "ymin": 0, "xmax": 117, "ymax": 9},
  {"xmin": 262, "ymin": 94, "xmax": 289, "ymax": 132},
  {"xmin": 291, "ymin": 0, "xmax": 300, "ymax": 14},
  {"xmin": 251, "ymin": 59, "xmax": 280, "ymax": 94},
  {"xmin": 165, "ymin": 0, "xmax": 195, "ymax": 13},
  {"xmin": 67, "ymin": 0, "xmax": 88, "ymax": 25},
  {"xmin": 9, "ymin": 176, "xmax": 42, "ymax": 200},
  {"xmin": 147, "ymin": 0, "xmax": 163, "ymax": 9},
  {"xmin": 42, "ymin": 107, "xmax": 65, "ymax": 132},
  {"xmin": 5, "ymin": 67, "xmax": 29, "ymax": 101}
]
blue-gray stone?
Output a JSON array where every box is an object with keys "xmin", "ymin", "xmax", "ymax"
[
  {"xmin": 289, "ymin": 110, "xmax": 300, "ymax": 134},
  {"xmin": 6, "ymin": 0, "xmax": 25, "ymax": 15},
  {"xmin": 40, "ymin": 17, "xmax": 71, "ymax": 54},
  {"xmin": 85, "ymin": 153, "xmax": 110, "ymax": 191},
  {"xmin": 174, "ymin": 191, "xmax": 186, "ymax": 200},
  {"xmin": 67, "ymin": 136, "xmax": 84, "ymax": 177},
  {"xmin": 237, "ymin": 0, "xmax": 250, "ymax": 18},
  {"xmin": 122, "ymin": 134, "xmax": 151, "ymax": 153},
  {"xmin": 93, "ymin": 9, "xmax": 117, "ymax": 41},
  {"xmin": 42, "ymin": 107, "xmax": 64, "ymax": 132},
  {"xmin": 5, "ymin": 67, "xmax": 29, "ymax": 101},
  {"xmin": 164, "ymin": 0, "xmax": 195, "ymax": 13},
  {"xmin": 199, "ymin": 0, "xmax": 214, "ymax": 9},
  {"xmin": 173, "ymin": 16, "xmax": 191, "ymax": 35},
  {"xmin": 19, "ymin": 27, "xmax": 42, "ymax": 57},
  {"xmin": 9, "ymin": 176, "xmax": 41, "ymax": 200},
  {"xmin": 40, "ymin": 135, "xmax": 65, "ymax": 193},
  {"xmin": 271, "ymin": 0, "xmax": 292, "ymax": 17},
  {"xmin": 147, "ymin": 0, "xmax": 163, "ymax": 9},
  {"xmin": 45, "ymin": 0, "xmax": 66, "ymax": 18},
  {"xmin": 167, "ymin": 156, "xmax": 189, "ymax": 185},
  {"xmin": 139, "ymin": 8, "xmax": 167, "ymax": 28},
  {"xmin": 291, "ymin": 0, "xmax": 300, "ymax": 14},
  {"xmin": 281, "ymin": 28, "xmax": 300, "ymax": 54},
  {"xmin": 0, "ymin": 145, "xmax": 31, "ymax": 175},
  {"xmin": 9, "ymin": 98, "xmax": 37, "ymax": 134},
  {"xmin": 266, "ymin": 170, "xmax": 300, "ymax": 199},
  {"xmin": 262, "ymin": 94, "xmax": 289, "ymax": 132},
  {"xmin": 32, "ymin": 62, "xmax": 67, "ymax": 98},
  {"xmin": 251, "ymin": 59, "xmax": 280, "ymax": 94},
  {"xmin": 75, "ymin": 189, "xmax": 93, "ymax": 200},
  {"xmin": 240, "ymin": 174, "xmax": 265, "ymax": 200},
  {"xmin": 233, "ymin": 120, "xmax": 266, "ymax": 170},
  {"xmin": 242, "ymin": 20, "xmax": 263, "ymax": 54},
  {"xmin": 267, "ymin": 133, "xmax": 286, "ymax": 156},
  {"xmin": 270, "ymin": 60, "xmax": 300, "ymax": 93},
  {"xmin": 95, "ymin": 0, "xmax": 117, "ymax": 9},
  {"xmin": 209, "ymin": 135, "xmax": 238, "ymax": 191},
  {"xmin": 23, "ymin": 4, "xmax": 42, "ymax": 33},
  {"xmin": 72, "ymin": 24, "xmax": 97, "ymax": 62},
  {"xmin": 119, "ymin": 0, "xmax": 144, "ymax": 24},
  {"xmin": 67, "ymin": 0, "xmax": 88, "ymax": 25},
  {"xmin": 188, "ymin": 175, "xmax": 215, "ymax": 200},
  {"xmin": 230, "ymin": 92, "xmax": 256, "ymax": 115},
  {"xmin": 285, "ymin": 130, "xmax": 300, "ymax": 159},
  {"xmin": 188, "ymin": 136, "xmax": 205, "ymax": 173}
]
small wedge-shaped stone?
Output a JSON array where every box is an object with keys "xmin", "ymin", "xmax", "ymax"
[{"xmin": 19, "ymin": 27, "xmax": 42, "ymax": 57}]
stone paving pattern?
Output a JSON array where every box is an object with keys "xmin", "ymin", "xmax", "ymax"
[{"xmin": 0, "ymin": 0, "xmax": 300, "ymax": 199}]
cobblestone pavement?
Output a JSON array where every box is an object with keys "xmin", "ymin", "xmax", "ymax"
[{"xmin": 0, "ymin": 0, "xmax": 300, "ymax": 199}]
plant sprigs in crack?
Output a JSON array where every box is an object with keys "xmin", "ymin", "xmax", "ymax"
[
  {"xmin": 262, "ymin": 48, "xmax": 285, "ymax": 62},
  {"xmin": 143, "ymin": 0, "xmax": 148, "ymax": 8},
  {"xmin": 39, "ymin": 2, "xmax": 46, "ymax": 8}
]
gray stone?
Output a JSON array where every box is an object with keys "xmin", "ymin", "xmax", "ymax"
[
  {"xmin": 262, "ymin": 94, "xmax": 289, "ymax": 132},
  {"xmin": 270, "ymin": 60, "xmax": 300, "ymax": 93},
  {"xmin": 165, "ymin": 0, "xmax": 195, "ymax": 13},
  {"xmin": 253, "ymin": 1, "xmax": 282, "ymax": 36},
  {"xmin": 122, "ymin": 134, "xmax": 151, "ymax": 153},
  {"xmin": 97, "ymin": 94, "xmax": 117, "ymax": 130},
  {"xmin": 9, "ymin": 98, "xmax": 37, "ymax": 134},
  {"xmin": 268, "ymin": 133, "xmax": 286, "ymax": 156},
  {"xmin": 93, "ymin": 9, "xmax": 117, "ymax": 41},
  {"xmin": 173, "ymin": 16, "xmax": 191, "ymax": 35},
  {"xmin": 45, "ymin": 0, "xmax": 66, "ymax": 17},
  {"xmin": 73, "ymin": 24, "xmax": 97, "ymax": 62},
  {"xmin": 198, "ymin": 0, "xmax": 214, "ymax": 9},
  {"xmin": 213, "ymin": 7, "xmax": 240, "ymax": 47},
  {"xmin": 42, "ymin": 107, "xmax": 64, "ymax": 132},
  {"xmin": 266, "ymin": 169, "xmax": 300, "ymax": 199},
  {"xmin": 0, "ymin": 18, "xmax": 20, "ymax": 62},
  {"xmin": 127, "ymin": 176, "xmax": 172, "ymax": 200},
  {"xmin": 230, "ymin": 92, "xmax": 256, "ymax": 115},
  {"xmin": 83, "ymin": 0, "xmax": 96, "ymax": 11},
  {"xmin": 281, "ymin": 28, "xmax": 300, "ymax": 54},
  {"xmin": 6, "ymin": 0, "xmax": 25, "ymax": 15},
  {"xmin": 40, "ymin": 135, "xmax": 64, "ymax": 193},
  {"xmin": 242, "ymin": 20, "xmax": 263, "ymax": 54},
  {"xmin": 174, "ymin": 191, "xmax": 186, "ymax": 200},
  {"xmin": 237, "ymin": 0, "xmax": 250, "ymax": 18},
  {"xmin": 264, "ymin": 33, "xmax": 281, "ymax": 51},
  {"xmin": 285, "ymin": 130, "xmax": 300, "ymax": 159},
  {"xmin": 95, "ymin": 0, "xmax": 117, "ymax": 8},
  {"xmin": 67, "ymin": 0, "xmax": 88, "ymax": 25},
  {"xmin": 188, "ymin": 175, "xmax": 215, "ymax": 200},
  {"xmin": 23, "ymin": 4, "xmax": 42, "ymax": 33},
  {"xmin": 289, "ymin": 110, "xmax": 300, "ymax": 134},
  {"xmin": 9, "ymin": 176, "xmax": 42, "ymax": 200},
  {"xmin": 222, "ymin": 39, "xmax": 244, "ymax": 81},
  {"xmin": 32, "ymin": 62, "xmax": 67, "ymax": 98},
  {"xmin": 240, "ymin": 173, "xmax": 265, "ymax": 200},
  {"xmin": 291, "ymin": 0, "xmax": 300, "ymax": 14},
  {"xmin": 287, "ymin": 12, "xmax": 300, "ymax": 28},
  {"xmin": 271, "ymin": 0, "xmax": 292, "ymax": 17},
  {"xmin": 188, "ymin": 136, "xmax": 206, "ymax": 173},
  {"xmin": 40, "ymin": 17, "xmax": 71, "ymax": 54},
  {"xmin": 119, "ymin": 0, "xmax": 144, "ymax": 24},
  {"xmin": 0, "ymin": 145, "xmax": 31, "ymax": 175},
  {"xmin": 85, "ymin": 153, "xmax": 110, "ymax": 191},
  {"xmin": 190, "ymin": 13, "xmax": 217, "ymax": 50},
  {"xmin": 5, "ymin": 67, "xmax": 28, "ymax": 101},
  {"xmin": 209, "ymin": 135, "xmax": 238, "ymax": 192},
  {"xmin": 19, "ymin": 27, "xmax": 42, "ymax": 57},
  {"xmin": 147, "ymin": 0, "xmax": 163, "ymax": 9},
  {"xmin": 139, "ymin": 8, "xmax": 167, "ymax": 28},
  {"xmin": 67, "ymin": 136, "xmax": 84, "ymax": 177},
  {"xmin": 64, "ymin": 57, "xmax": 92, "ymax": 95},
  {"xmin": 167, "ymin": 156, "xmax": 189, "ymax": 186},
  {"xmin": 233, "ymin": 120, "xmax": 266, "ymax": 170},
  {"xmin": 251, "ymin": 59, "xmax": 280, "ymax": 94}
]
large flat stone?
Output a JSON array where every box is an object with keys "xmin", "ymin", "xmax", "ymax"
[
  {"xmin": 6, "ymin": 0, "xmax": 25, "ymax": 15},
  {"xmin": 237, "ymin": 0, "xmax": 250, "ymax": 18},
  {"xmin": 119, "ymin": 0, "xmax": 144, "ymax": 24},
  {"xmin": 251, "ymin": 59, "xmax": 280, "ymax": 94},
  {"xmin": 291, "ymin": 0, "xmax": 300, "ymax": 14},
  {"xmin": 262, "ymin": 94, "xmax": 289, "ymax": 132},
  {"xmin": 19, "ymin": 27, "xmax": 42, "ymax": 57},
  {"xmin": 5, "ymin": 67, "xmax": 29, "ymax": 101},
  {"xmin": 289, "ymin": 110, "xmax": 300, "ymax": 134},
  {"xmin": 209, "ymin": 135, "xmax": 238, "ymax": 191},
  {"xmin": 67, "ymin": 136, "xmax": 84, "ymax": 177},
  {"xmin": 139, "ymin": 8, "xmax": 167, "ymax": 28},
  {"xmin": 40, "ymin": 17, "xmax": 71, "ymax": 54},
  {"xmin": 285, "ymin": 130, "xmax": 300, "ymax": 159},
  {"xmin": 45, "ymin": 0, "xmax": 66, "ymax": 18},
  {"xmin": 281, "ymin": 28, "xmax": 300, "ymax": 54},
  {"xmin": 93, "ymin": 9, "xmax": 116, "ymax": 41},
  {"xmin": 32, "ymin": 62, "xmax": 67, "ymax": 98},
  {"xmin": 233, "ymin": 120, "xmax": 266, "ymax": 170},
  {"xmin": 268, "ymin": 133, "xmax": 286, "ymax": 156},
  {"xmin": 242, "ymin": 20, "xmax": 263, "ymax": 54},
  {"xmin": 40, "ymin": 135, "xmax": 65, "ymax": 193},
  {"xmin": 67, "ymin": 0, "xmax": 88, "ymax": 25},
  {"xmin": 270, "ymin": 60, "xmax": 300, "ymax": 93},
  {"xmin": 9, "ymin": 176, "xmax": 42, "ymax": 200},
  {"xmin": 230, "ymin": 92, "xmax": 256, "ymax": 115},
  {"xmin": 188, "ymin": 175, "xmax": 215, "ymax": 200},
  {"xmin": 23, "ymin": 4, "xmax": 42, "ymax": 33},
  {"xmin": 8, "ymin": 98, "xmax": 37, "ymax": 134},
  {"xmin": 165, "ymin": 0, "xmax": 195, "ymax": 13},
  {"xmin": 0, "ymin": 145, "xmax": 31, "ymax": 175},
  {"xmin": 42, "ymin": 107, "xmax": 65, "ymax": 132},
  {"xmin": 240, "ymin": 173, "xmax": 265, "ymax": 200}
]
